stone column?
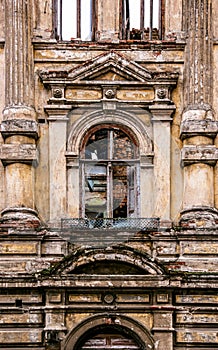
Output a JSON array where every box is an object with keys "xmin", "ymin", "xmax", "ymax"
[
  {"xmin": 0, "ymin": 0, "xmax": 39, "ymax": 226},
  {"xmin": 180, "ymin": 0, "xmax": 218, "ymax": 228}
]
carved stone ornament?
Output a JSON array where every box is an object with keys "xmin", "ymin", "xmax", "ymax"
[
  {"xmin": 157, "ymin": 88, "xmax": 167, "ymax": 99},
  {"xmin": 53, "ymin": 88, "xmax": 63, "ymax": 98},
  {"xmin": 105, "ymin": 89, "xmax": 116, "ymax": 99}
]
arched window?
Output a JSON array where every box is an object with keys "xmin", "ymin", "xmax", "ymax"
[
  {"xmin": 54, "ymin": 0, "xmax": 94, "ymax": 41},
  {"xmin": 121, "ymin": 0, "xmax": 163, "ymax": 40},
  {"xmin": 80, "ymin": 126, "xmax": 140, "ymax": 220}
]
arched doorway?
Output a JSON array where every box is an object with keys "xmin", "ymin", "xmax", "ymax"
[{"xmin": 62, "ymin": 314, "xmax": 153, "ymax": 350}]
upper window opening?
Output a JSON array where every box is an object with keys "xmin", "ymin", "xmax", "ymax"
[
  {"xmin": 121, "ymin": 0, "xmax": 163, "ymax": 40},
  {"xmin": 80, "ymin": 126, "xmax": 139, "ymax": 220},
  {"xmin": 55, "ymin": 0, "xmax": 93, "ymax": 41}
]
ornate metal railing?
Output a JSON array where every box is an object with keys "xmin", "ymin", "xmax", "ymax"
[{"xmin": 61, "ymin": 217, "xmax": 159, "ymax": 231}]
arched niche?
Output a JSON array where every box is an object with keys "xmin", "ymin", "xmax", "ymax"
[{"xmin": 61, "ymin": 313, "xmax": 154, "ymax": 350}]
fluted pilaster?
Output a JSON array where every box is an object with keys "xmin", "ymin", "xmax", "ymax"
[
  {"xmin": 0, "ymin": 0, "xmax": 39, "ymax": 227},
  {"xmin": 180, "ymin": 0, "xmax": 218, "ymax": 228},
  {"xmin": 5, "ymin": 0, "xmax": 34, "ymax": 108},
  {"xmin": 183, "ymin": 0, "xmax": 213, "ymax": 107}
]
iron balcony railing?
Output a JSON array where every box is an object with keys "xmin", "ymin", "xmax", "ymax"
[{"xmin": 61, "ymin": 217, "xmax": 159, "ymax": 231}]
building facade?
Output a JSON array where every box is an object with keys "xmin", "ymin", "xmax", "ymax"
[{"xmin": 0, "ymin": 0, "xmax": 218, "ymax": 349}]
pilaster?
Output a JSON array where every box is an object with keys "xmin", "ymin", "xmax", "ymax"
[
  {"xmin": 150, "ymin": 104, "xmax": 176, "ymax": 227},
  {"xmin": 0, "ymin": 0, "xmax": 39, "ymax": 227}
]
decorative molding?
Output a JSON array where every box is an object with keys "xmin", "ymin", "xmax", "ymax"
[
  {"xmin": 1, "ymin": 119, "xmax": 39, "ymax": 139},
  {"xmin": 0, "ymin": 144, "xmax": 38, "ymax": 166},
  {"xmin": 180, "ymin": 206, "xmax": 218, "ymax": 229},
  {"xmin": 181, "ymin": 145, "xmax": 218, "ymax": 166},
  {"xmin": 180, "ymin": 120, "xmax": 218, "ymax": 140}
]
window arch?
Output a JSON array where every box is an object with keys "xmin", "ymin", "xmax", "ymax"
[
  {"xmin": 121, "ymin": 0, "xmax": 164, "ymax": 40},
  {"xmin": 80, "ymin": 125, "xmax": 140, "ymax": 220}
]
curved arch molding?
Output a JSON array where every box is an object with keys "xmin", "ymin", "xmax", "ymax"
[
  {"xmin": 61, "ymin": 313, "xmax": 155, "ymax": 350},
  {"xmin": 66, "ymin": 109, "xmax": 153, "ymax": 157}
]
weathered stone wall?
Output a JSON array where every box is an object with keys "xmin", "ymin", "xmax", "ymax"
[{"xmin": 0, "ymin": 0, "xmax": 217, "ymax": 349}]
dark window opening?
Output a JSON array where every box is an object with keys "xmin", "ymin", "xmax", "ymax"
[
  {"xmin": 54, "ymin": 0, "xmax": 94, "ymax": 41},
  {"xmin": 121, "ymin": 0, "xmax": 164, "ymax": 40},
  {"xmin": 80, "ymin": 127, "xmax": 140, "ymax": 220}
]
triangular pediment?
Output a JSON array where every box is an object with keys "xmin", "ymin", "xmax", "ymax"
[
  {"xmin": 67, "ymin": 51, "xmax": 152, "ymax": 82},
  {"xmin": 39, "ymin": 51, "xmax": 179, "ymax": 86}
]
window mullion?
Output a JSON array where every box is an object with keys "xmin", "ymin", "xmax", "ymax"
[
  {"xmin": 81, "ymin": 162, "xmax": 85, "ymax": 217},
  {"xmin": 107, "ymin": 162, "xmax": 113, "ymax": 218}
]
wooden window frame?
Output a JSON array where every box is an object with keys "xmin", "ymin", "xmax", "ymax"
[{"xmin": 80, "ymin": 126, "xmax": 140, "ymax": 220}]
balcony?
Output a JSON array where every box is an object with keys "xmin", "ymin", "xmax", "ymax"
[
  {"xmin": 61, "ymin": 217, "xmax": 159, "ymax": 231},
  {"xmin": 59, "ymin": 218, "xmax": 159, "ymax": 246}
]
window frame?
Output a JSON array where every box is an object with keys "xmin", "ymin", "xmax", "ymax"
[
  {"xmin": 80, "ymin": 125, "xmax": 140, "ymax": 220},
  {"xmin": 54, "ymin": 0, "xmax": 96, "ymax": 41},
  {"xmin": 120, "ymin": 0, "xmax": 164, "ymax": 40}
]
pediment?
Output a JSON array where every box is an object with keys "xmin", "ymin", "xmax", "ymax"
[
  {"xmin": 42, "ymin": 246, "xmax": 167, "ymax": 276},
  {"xmin": 67, "ymin": 51, "xmax": 152, "ymax": 82},
  {"xmin": 39, "ymin": 51, "xmax": 153, "ymax": 84}
]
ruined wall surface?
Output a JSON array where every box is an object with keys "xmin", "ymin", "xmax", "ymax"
[{"xmin": 0, "ymin": 0, "xmax": 218, "ymax": 349}]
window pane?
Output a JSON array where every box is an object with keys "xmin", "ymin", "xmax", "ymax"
[
  {"xmin": 129, "ymin": 0, "xmax": 141, "ymax": 30},
  {"xmin": 62, "ymin": 0, "xmax": 77, "ymax": 40},
  {"xmin": 85, "ymin": 164, "xmax": 107, "ymax": 219},
  {"xmin": 153, "ymin": 0, "xmax": 160, "ymax": 29},
  {"xmin": 81, "ymin": 0, "xmax": 92, "ymax": 41},
  {"xmin": 85, "ymin": 129, "xmax": 108, "ymax": 159},
  {"xmin": 144, "ymin": 0, "xmax": 151, "ymax": 29}
]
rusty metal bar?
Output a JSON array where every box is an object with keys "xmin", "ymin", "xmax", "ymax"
[
  {"xmin": 149, "ymin": 0, "xmax": 153, "ymax": 40},
  {"xmin": 77, "ymin": 0, "xmax": 81, "ymax": 38},
  {"xmin": 140, "ymin": 0, "xmax": 144, "ymax": 31}
]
